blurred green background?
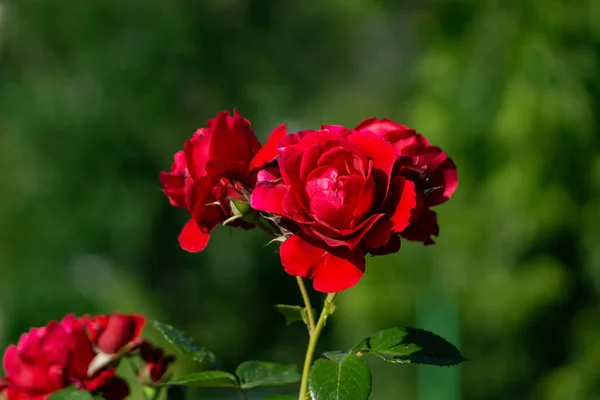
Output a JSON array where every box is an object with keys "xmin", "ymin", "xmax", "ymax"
[{"xmin": 1, "ymin": 0, "xmax": 600, "ymax": 399}]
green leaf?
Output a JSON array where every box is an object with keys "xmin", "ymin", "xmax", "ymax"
[
  {"xmin": 48, "ymin": 387, "xmax": 94, "ymax": 400},
  {"xmin": 153, "ymin": 321, "xmax": 220, "ymax": 368},
  {"xmin": 235, "ymin": 360, "xmax": 300, "ymax": 389},
  {"xmin": 322, "ymin": 349, "xmax": 351, "ymax": 361},
  {"xmin": 274, "ymin": 304, "xmax": 315, "ymax": 326},
  {"xmin": 308, "ymin": 355, "xmax": 371, "ymax": 400},
  {"xmin": 163, "ymin": 371, "xmax": 238, "ymax": 387},
  {"xmin": 264, "ymin": 396, "xmax": 296, "ymax": 400},
  {"xmin": 350, "ymin": 327, "xmax": 467, "ymax": 366}
]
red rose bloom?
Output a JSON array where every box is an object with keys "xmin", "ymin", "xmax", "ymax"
[
  {"xmin": 354, "ymin": 118, "xmax": 458, "ymax": 244},
  {"xmin": 159, "ymin": 110, "xmax": 263, "ymax": 252},
  {"xmin": 252, "ymin": 125, "xmax": 422, "ymax": 293},
  {"xmin": 85, "ymin": 313, "xmax": 145, "ymax": 355},
  {"xmin": 251, "ymin": 118, "xmax": 457, "ymax": 293},
  {"xmin": 1, "ymin": 315, "xmax": 128, "ymax": 400}
]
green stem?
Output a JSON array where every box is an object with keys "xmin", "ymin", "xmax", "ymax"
[
  {"xmin": 296, "ymin": 276, "xmax": 316, "ymax": 334},
  {"xmin": 125, "ymin": 358, "xmax": 155, "ymax": 400},
  {"xmin": 237, "ymin": 387, "xmax": 250, "ymax": 400},
  {"xmin": 298, "ymin": 293, "xmax": 337, "ymax": 400}
]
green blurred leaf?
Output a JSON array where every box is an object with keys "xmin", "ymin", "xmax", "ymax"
[
  {"xmin": 48, "ymin": 387, "xmax": 94, "ymax": 400},
  {"xmin": 153, "ymin": 321, "xmax": 220, "ymax": 367},
  {"xmin": 264, "ymin": 396, "xmax": 296, "ymax": 400},
  {"xmin": 274, "ymin": 304, "xmax": 315, "ymax": 326},
  {"xmin": 351, "ymin": 327, "xmax": 467, "ymax": 366},
  {"xmin": 308, "ymin": 355, "xmax": 371, "ymax": 400},
  {"xmin": 163, "ymin": 371, "xmax": 238, "ymax": 387},
  {"xmin": 235, "ymin": 360, "xmax": 300, "ymax": 389}
]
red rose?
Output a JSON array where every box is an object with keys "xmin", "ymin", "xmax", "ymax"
[
  {"xmin": 138, "ymin": 341, "xmax": 175, "ymax": 385},
  {"xmin": 159, "ymin": 110, "xmax": 263, "ymax": 252},
  {"xmin": 251, "ymin": 125, "xmax": 421, "ymax": 293},
  {"xmin": 354, "ymin": 118, "xmax": 458, "ymax": 244},
  {"xmin": 1, "ymin": 315, "xmax": 128, "ymax": 400},
  {"xmin": 85, "ymin": 313, "xmax": 145, "ymax": 355}
]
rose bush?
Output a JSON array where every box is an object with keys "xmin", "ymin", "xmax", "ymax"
[
  {"xmin": 251, "ymin": 118, "xmax": 457, "ymax": 293},
  {"xmin": 0, "ymin": 313, "xmax": 173, "ymax": 400},
  {"xmin": 159, "ymin": 110, "xmax": 264, "ymax": 252},
  {"xmin": 0, "ymin": 111, "xmax": 462, "ymax": 400}
]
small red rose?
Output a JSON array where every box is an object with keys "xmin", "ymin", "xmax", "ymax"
[
  {"xmin": 160, "ymin": 110, "xmax": 265, "ymax": 252},
  {"xmin": 1, "ymin": 315, "xmax": 128, "ymax": 400}
]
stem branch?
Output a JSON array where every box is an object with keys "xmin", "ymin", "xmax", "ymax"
[{"xmin": 296, "ymin": 277, "xmax": 316, "ymax": 334}]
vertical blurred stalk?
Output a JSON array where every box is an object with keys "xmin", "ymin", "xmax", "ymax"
[{"xmin": 417, "ymin": 286, "xmax": 461, "ymax": 400}]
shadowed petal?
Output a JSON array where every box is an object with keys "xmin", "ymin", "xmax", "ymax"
[{"xmin": 401, "ymin": 208, "xmax": 439, "ymax": 245}]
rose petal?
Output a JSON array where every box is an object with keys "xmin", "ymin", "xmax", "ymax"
[
  {"xmin": 249, "ymin": 124, "xmax": 287, "ymax": 170},
  {"xmin": 92, "ymin": 314, "xmax": 146, "ymax": 355},
  {"xmin": 280, "ymin": 235, "xmax": 365, "ymax": 293},
  {"xmin": 354, "ymin": 117, "xmax": 408, "ymax": 136},
  {"xmin": 312, "ymin": 249, "xmax": 365, "ymax": 293},
  {"xmin": 368, "ymin": 232, "xmax": 401, "ymax": 256},
  {"xmin": 69, "ymin": 321, "xmax": 97, "ymax": 380},
  {"xmin": 306, "ymin": 213, "xmax": 385, "ymax": 250},
  {"xmin": 420, "ymin": 150, "xmax": 458, "ymax": 206},
  {"xmin": 305, "ymin": 169, "xmax": 369, "ymax": 230},
  {"xmin": 279, "ymin": 148, "xmax": 310, "ymax": 212},
  {"xmin": 299, "ymin": 145, "xmax": 323, "ymax": 182},
  {"xmin": 346, "ymin": 132, "xmax": 398, "ymax": 206},
  {"xmin": 354, "ymin": 118, "xmax": 426, "ymax": 150},
  {"xmin": 184, "ymin": 131, "xmax": 209, "ymax": 180},
  {"xmin": 251, "ymin": 183, "xmax": 290, "ymax": 217},
  {"xmin": 185, "ymin": 177, "xmax": 216, "ymax": 218},
  {"xmin": 178, "ymin": 219, "xmax": 210, "ymax": 252},
  {"xmin": 3, "ymin": 346, "xmax": 55, "ymax": 392},
  {"xmin": 82, "ymin": 368, "xmax": 118, "ymax": 392},
  {"xmin": 281, "ymin": 130, "xmax": 341, "ymax": 152},
  {"xmin": 388, "ymin": 178, "xmax": 418, "ymax": 232},
  {"xmin": 317, "ymin": 147, "xmax": 356, "ymax": 175},
  {"xmin": 210, "ymin": 110, "xmax": 261, "ymax": 167},
  {"xmin": 401, "ymin": 208, "xmax": 439, "ymax": 245},
  {"xmin": 362, "ymin": 219, "xmax": 394, "ymax": 249},
  {"xmin": 353, "ymin": 164, "xmax": 375, "ymax": 221},
  {"xmin": 184, "ymin": 111, "xmax": 260, "ymax": 180},
  {"xmin": 159, "ymin": 151, "xmax": 189, "ymax": 208},
  {"xmin": 96, "ymin": 377, "xmax": 130, "ymax": 400},
  {"xmin": 320, "ymin": 125, "xmax": 352, "ymax": 136}
]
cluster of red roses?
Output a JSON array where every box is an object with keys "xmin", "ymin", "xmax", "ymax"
[
  {"xmin": 0, "ymin": 313, "xmax": 173, "ymax": 399},
  {"xmin": 160, "ymin": 111, "xmax": 458, "ymax": 293}
]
